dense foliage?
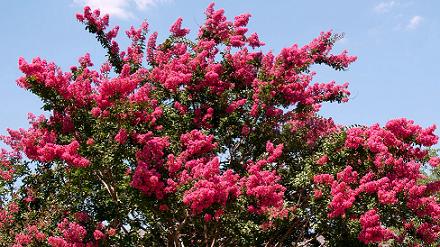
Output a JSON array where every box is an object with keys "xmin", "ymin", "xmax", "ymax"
[{"xmin": 0, "ymin": 3, "xmax": 439, "ymax": 246}]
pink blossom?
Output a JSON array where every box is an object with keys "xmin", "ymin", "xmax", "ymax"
[
  {"xmin": 170, "ymin": 17, "xmax": 189, "ymax": 37},
  {"xmin": 316, "ymin": 155, "xmax": 329, "ymax": 165},
  {"xmin": 93, "ymin": 229, "xmax": 106, "ymax": 240},
  {"xmin": 314, "ymin": 189, "xmax": 323, "ymax": 199},
  {"xmin": 247, "ymin": 32, "xmax": 265, "ymax": 48},
  {"xmin": 115, "ymin": 128, "xmax": 128, "ymax": 144},
  {"xmin": 15, "ymin": 233, "xmax": 32, "ymax": 245},
  {"xmin": 416, "ymin": 222, "xmax": 440, "ymax": 244},
  {"xmin": 358, "ymin": 209, "xmax": 395, "ymax": 244},
  {"xmin": 245, "ymin": 154, "xmax": 286, "ymax": 216},
  {"xmin": 233, "ymin": 13, "xmax": 251, "ymax": 27},
  {"xmin": 204, "ymin": 213, "xmax": 212, "ymax": 222},
  {"xmin": 428, "ymin": 156, "xmax": 440, "ymax": 167},
  {"xmin": 183, "ymin": 169, "xmax": 240, "ymax": 214},
  {"xmin": 314, "ymin": 174, "xmax": 334, "ymax": 185}
]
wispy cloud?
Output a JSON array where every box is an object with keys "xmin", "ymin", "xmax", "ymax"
[
  {"xmin": 134, "ymin": 0, "xmax": 161, "ymax": 10},
  {"xmin": 374, "ymin": 1, "xmax": 396, "ymax": 13},
  {"xmin": 406, "ymin": 15, "xmax": 423, "ymax": 30},
  {"xmin": 73, "ymin": 0, "xmax": 169, "ymax": 19}
]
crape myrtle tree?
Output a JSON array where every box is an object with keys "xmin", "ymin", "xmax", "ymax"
[{"xmin": 0, "ymin": 3, "xmax": 439, "ymax": 246}]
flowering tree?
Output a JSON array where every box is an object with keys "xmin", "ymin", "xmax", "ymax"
[{"xmin": 0, "ymin": 3, "xmax": 439, "ymax": 246}]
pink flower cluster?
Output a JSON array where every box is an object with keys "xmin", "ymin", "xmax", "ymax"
[
  {"xmin": 129, "ymin": 129, "xmax": 289, "ymax": 220},
  {"xmin": 1, "ymin": 115, "xmax": 90, "ymax": 168},
  {"xmin": 170, "ymin": 17, "xmax": 189, "ymax": 37},
  {"xmin": 385, "ymin": 118, "xmax": 438, "ymax": 146},
  {"xmin": 201, "ymin": 4, "xmax": 264, "ymax": 49},
  {"xmin": 0, "ymin": 149, "xmax": 17, "ymax": 181},
  {"xmin": 13, "ymin": 225, "xmax": 46, "ymax": 247},
  {"xmin": 124, "ymin": 21, "xmax": 149, "ymax": 64},
  {"xmin": 131, "ymin": 130, "xmax": 241, "ymax": 217},
  {"xmin": 75, "ymin": 7, "xmax": 109, "ymax": 31},
  {"xmin": 314, "ymin": 118, "xmax": 440, "ymax": 244},
  {"xmin": 131, "ymin": 134, "xmax": 170, "ymax": 199},
  {"xmin": 244, "ymin": 142, "xmax": 287, "ymax": 217},
  {"xmin": 0, "ymin": 202, "xmax": 19, "ymax": 229},
  {"xmin": 45, "ymin": 217, "xmax": 110, "ymax": 247},
  {"xmin": 17, "ymin": 57, "xmax": 72, "ymax": 99},
  {"xmin": 416, "ymin": 222, "xmax": 440, "ymax": 244},
  {"xmin": 183, "ymin": 168, "xmax": 241, "ymax": 216},
  {"xmin": 149, "ymin": 46, "xmax": 193, "ymax": 92},
  {"xmin": 314, "ymin": 166, "xmax": 358, "ymax": 218},
  {"xmin": 48, "ymin": 219, "xmax": 88, "ymax": 246},
  {"xmin": 114, "ymin": 128, "xmax": 128, "ymax": 144},
  {"xmin": 358, "ymin": 209, "xmax": 394, "ymax": 244}
]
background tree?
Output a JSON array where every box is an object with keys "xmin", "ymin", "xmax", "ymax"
[{"xmin": 0, "ymin": 3, "xmax": 438, "ymax": 246}]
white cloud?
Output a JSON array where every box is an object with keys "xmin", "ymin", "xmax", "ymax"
[
  {"xmin": 374, "ymin": 1, "xmax": 396, "ymax": 13},
  {"xmin": 73, "ymin": 0, "xmax": 169, "ymax": 19},
  {"xmin": 406, "ymin": 15, "xmax": 423, "ymax": 30},
  {"xmin": 134, "ymin": 0, "xmax": 159, "ymax": 10}
]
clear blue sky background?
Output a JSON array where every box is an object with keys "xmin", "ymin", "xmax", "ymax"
[{"xmin": 0, "ymin": 1, "xmax": 439, "ymax": 141}]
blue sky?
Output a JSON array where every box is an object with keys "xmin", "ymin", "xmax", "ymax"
[{"xmin": 0, "ymin": 1, "xmax": 439, "ymax": 140}]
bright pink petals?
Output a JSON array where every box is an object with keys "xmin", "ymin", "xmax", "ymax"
[
  {"xmin": 358, "ymin": 209, "xmax": 395, "ymax": 244},
  {"xmin": 170, "ymin": 17, "xmax": 189, "ymax": 37}
]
